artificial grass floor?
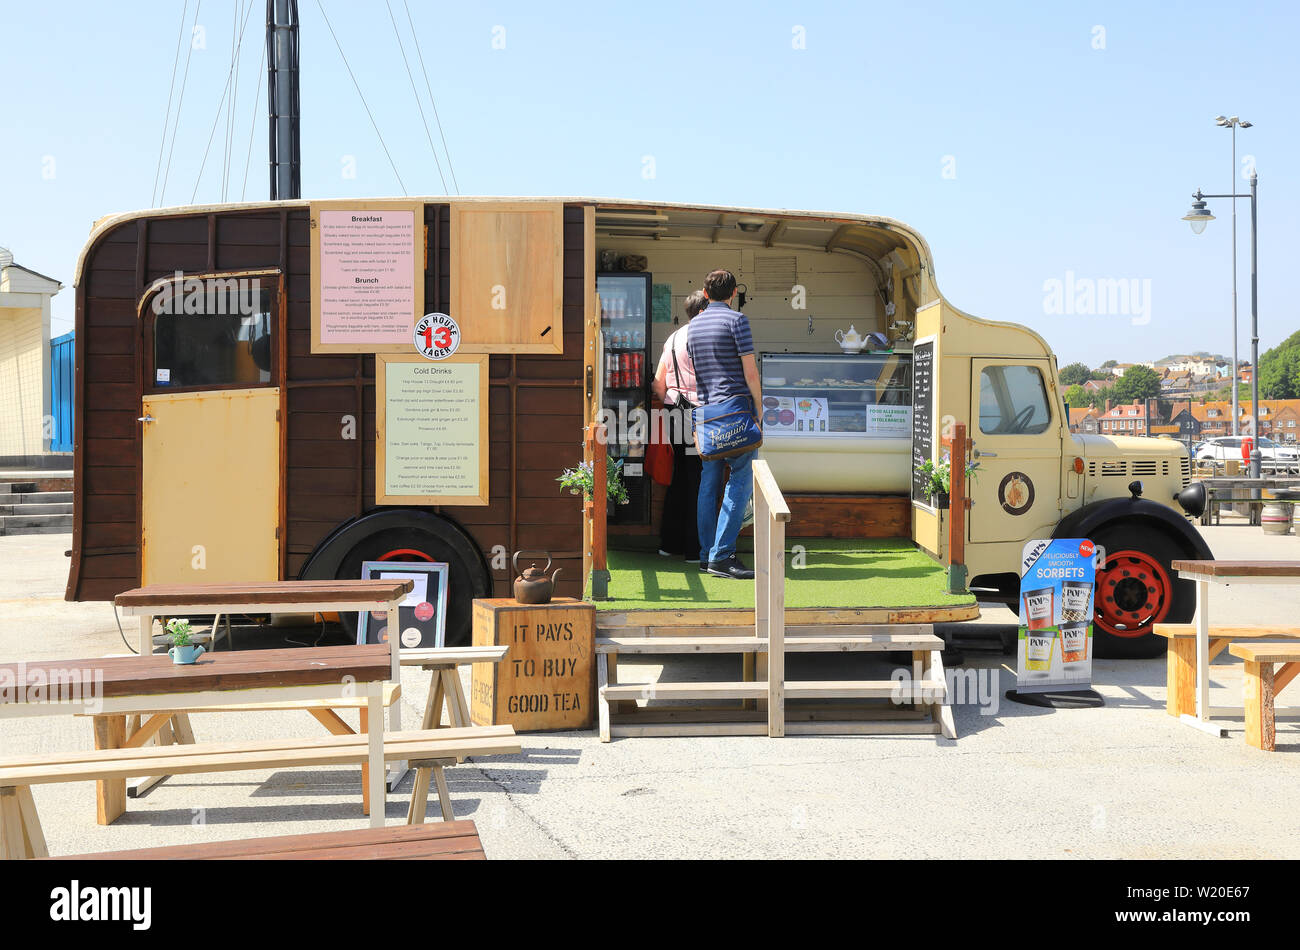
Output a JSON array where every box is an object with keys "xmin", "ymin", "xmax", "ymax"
[{"xmin": 595, "ymin": 538, "xmax": 976, "ymax": 611}]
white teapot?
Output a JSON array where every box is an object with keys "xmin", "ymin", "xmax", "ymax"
[{"xmin": 835, "ymin": 325, "xmax": 865, "ymax": 352}]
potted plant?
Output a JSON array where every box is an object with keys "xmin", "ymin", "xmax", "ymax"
[
  {"xmin": 557, "ymin": 455, "xmax": 629, "ymax": 514},
  {"xmin": 164, "ymin": 618, "xmax": 206, "ymax": 665},
  {"xmin": 915, "ymin": 458, "xmax": 980, "ymax": 510}
]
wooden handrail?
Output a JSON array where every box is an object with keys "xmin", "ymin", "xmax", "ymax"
[
  {"xmin": 752, "ymin": 460, "xmax": 788, "ymax": 737},
  {"xmin": 753, "ymin": 458, "xmax": 791, "ymax": 522}
]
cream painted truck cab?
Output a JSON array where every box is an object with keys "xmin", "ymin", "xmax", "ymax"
[{"xmin": 910, "ymin": 298, "xmax": 1209, "ymax": 658}]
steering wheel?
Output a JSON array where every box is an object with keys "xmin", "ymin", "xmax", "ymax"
[{"xmin": 1007, "ymin": 404, "xmax": 1036, "ymax": 434}]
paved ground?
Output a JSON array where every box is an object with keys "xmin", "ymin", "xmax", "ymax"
[{"xmin": 2, "ymin": 522, "xmax": 1297, "ymax": 859}]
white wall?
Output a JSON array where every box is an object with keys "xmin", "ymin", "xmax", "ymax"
[
  {"xmin": 597, "ymin": 238, "xmax": 883, "ymax": 360},
  {"xmin": 0, "ymin": 305, "xmax": 47, "ymax": 455}
]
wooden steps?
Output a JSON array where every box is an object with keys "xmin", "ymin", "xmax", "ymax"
[
  {"xmin": 601, "ymin": 678, "xmax": 945, "ymax": 703},
  {"xmin": 594, "ymin": 461, "xmax": 960, "ymax": 743},
  {"xmin": 596, "ymin": 624, "xmax": 944, "ymax": 655}
]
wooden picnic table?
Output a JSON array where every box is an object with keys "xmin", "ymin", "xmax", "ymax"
[
  {"xmin": 1170, "ymin": 559, "xmax": 1300, "ymax": 735},
  {"xmin": 0, "ymin": 644, "xmax": 394, "ymax": 843},
  {"xmin": 113, "ymin": 579, "xmax": 414, "ymax": 794}
]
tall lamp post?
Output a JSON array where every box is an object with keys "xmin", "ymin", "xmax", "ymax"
[
  {"xmin": 1182, "ymin": 170, "xmax": 1261, "ymax": 477},
  {"xmin": 1214, "ymin": 116, "xmax": 1250, "ymax": 436}
]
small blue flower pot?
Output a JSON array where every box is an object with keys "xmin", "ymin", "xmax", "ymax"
[{"xmin": 169, "ymin": 644, "xmax": 206, "ymax": 665}]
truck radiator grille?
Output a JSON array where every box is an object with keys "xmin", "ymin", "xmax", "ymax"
[
  {"xmin": 1131, "ymin": 461, "xmax": 1158, "ymax": 476},
  {"xmin": 1090, "ymin": 461, "xmax": 1129, "ymax": 477},
  {"xmin": 1180, "ymin": 457, "xmax": 1191, "ymax": 486}
]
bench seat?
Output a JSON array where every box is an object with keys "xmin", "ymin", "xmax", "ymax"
[
  {"xmin": 1153, "ymin": 624, "xmax": 1300, "ymax": 718},
  {"xmin": 1228, "ymin": 642, "xmax": 1300, "ymax": 751},
  {"xmin": 51, "ymin": 820, "xmax": 486, "ymax": 861},
  {"xmin": 0, "ymin": 726, "xmax": 519, "ymax": 860}
]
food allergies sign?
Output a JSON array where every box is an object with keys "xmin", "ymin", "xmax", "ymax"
[{"xmin": 1016, "ymin": 538, "xmax": 1096, "ymax": 693}]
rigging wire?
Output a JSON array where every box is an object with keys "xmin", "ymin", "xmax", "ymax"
[
  {"xmin": 316, "ymin": 0, "xmax": 408, "ymax": 195},
  {"xmin": 404, "ymin": 0, "xmax": 458, "ymax": 193},
  {"xmin": 385, "ymin": 0, "xmax": 447, "ymax": 193},
  {"xmin": 191, "ymin": 0, "xmax": 258, "ymax": 203},
  {"xmin": 240, "ymin": 26, "xmax": 268, "ymax": 201},
  {"xmin": 151, "ymin": 0, "xmax": 190, "ymax": 207},
  {"xmin": 222, "ymin": 0, "xmax": 243, "ymax": 201},
  {"xmin": 159, "ymin": 0, "xmax": 205, "ymax": 206}
]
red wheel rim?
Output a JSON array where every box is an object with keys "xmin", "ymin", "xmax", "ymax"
[
  {"xmin": 1095, "ymin": 548, "xmax": 1172, "ymax": 638},
  {"xmin": 377, "ymin": 548, "xmax": 433, "ymax": 562}
]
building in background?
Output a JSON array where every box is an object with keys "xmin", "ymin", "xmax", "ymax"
[
  {"xmin": 1098, "ymin": 399, "xmax": 1151, "ymax": 436},
  {"xmin": 1068, "ymin": 406, "xmax": 1099, "ymax": 435},
  {"xmin": 0, "ymin": 247, "xmax": 65, "ymax": 464},
  {"xmin": 1193, "ymin": 399, "xmax": 1300, "ymax": 443}
]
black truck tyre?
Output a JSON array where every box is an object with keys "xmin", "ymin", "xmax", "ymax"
[{"xmin": 299, "ymin": 509, "xmax": 491, "ymax": 647}]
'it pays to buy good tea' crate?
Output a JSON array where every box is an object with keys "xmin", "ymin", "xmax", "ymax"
[{"xmin": 471, "ymin": 597, "xmax": 595, "ymax": 731}]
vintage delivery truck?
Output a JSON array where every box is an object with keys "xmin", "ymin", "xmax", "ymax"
[{"xmin": 65, "ymin": 197, "xmax": 1210, "ymax": 657}]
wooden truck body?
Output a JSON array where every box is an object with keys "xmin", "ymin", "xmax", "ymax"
[{"xmin": 66, "ymin": 197, "xmax": 1210, "ymax": 652}]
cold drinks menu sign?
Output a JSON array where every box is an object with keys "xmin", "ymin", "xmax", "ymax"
[
  {"xmin": 376, "ymin": 354, "xmax": 489, "ymax": 506},
  {"xmin": 310, "ymin": 200, "xmax": 426, "ymax": 353}
]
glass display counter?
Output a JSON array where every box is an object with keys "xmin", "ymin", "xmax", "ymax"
[{"xmin": 759, "ymin": 352, "xmax": 914, "ymax": 493}]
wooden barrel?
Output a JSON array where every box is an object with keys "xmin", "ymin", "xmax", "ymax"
[{"xmin": 1262, "ymin": 500, "xmax": 1292, "ymax": 535}]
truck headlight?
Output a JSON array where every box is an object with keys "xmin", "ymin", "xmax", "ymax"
[{"xmin": 1175, "ymin": 482, "xmax": 1207, "ymax": 518}]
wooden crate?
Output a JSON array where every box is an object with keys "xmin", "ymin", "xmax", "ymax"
[{"xmin": 471, "ymin": 598, "xmax": 595, "ymax": 731}]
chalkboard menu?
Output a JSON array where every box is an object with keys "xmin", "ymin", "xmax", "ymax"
[{"xmin": 911, "ymin": 339, "xmax": 935, "ymax": 504}]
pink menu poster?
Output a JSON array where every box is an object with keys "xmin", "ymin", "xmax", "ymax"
[{"xmin": 317, "ymin": 209, "xmax": 418, "ymax": 346}]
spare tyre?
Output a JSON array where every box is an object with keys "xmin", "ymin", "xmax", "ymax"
[{"xmin": 299, "ymin": 509, "xmax": 491, "ymax": 647}]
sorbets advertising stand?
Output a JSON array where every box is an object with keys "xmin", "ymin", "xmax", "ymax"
[{"xmin": 1007, "ymin": 538, "xmax": 1104, "ymax": 708}]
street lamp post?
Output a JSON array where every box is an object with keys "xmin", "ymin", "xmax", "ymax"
[
  {"xmin": 1182, "ymin": 170, "xmax": 1261, "ymax": 477},
  {"xmin": 1216, "ymin": 115, "xmax": 1251, "ymax": 436}
]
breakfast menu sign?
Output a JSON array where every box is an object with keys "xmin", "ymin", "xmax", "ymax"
[
  {"xmin": 1015, "ymin": 538, "xmax": 1097, "ymax": 693},
  {"xmin": 310, "ymin": 200, "xmax": 425, "ymax": 353}
]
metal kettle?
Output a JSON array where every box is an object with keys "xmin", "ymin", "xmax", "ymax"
[{"xmin": 513, "ymin": 551, "xmax": 562, "ymax": 605}]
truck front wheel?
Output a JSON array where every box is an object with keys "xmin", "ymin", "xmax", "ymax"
[{"xmin": 1090, "ymin": 526, "xmax": 1194, "ymax": 659}]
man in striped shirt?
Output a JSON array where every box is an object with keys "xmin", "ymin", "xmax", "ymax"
[{"xmin": 690, "ymin": 269, "xmax": 761, "ymax": 580}]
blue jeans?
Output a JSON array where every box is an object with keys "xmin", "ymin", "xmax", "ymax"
[{"xmin": 698, "ymin": 449, "xmax": 757, "ymax": 565}]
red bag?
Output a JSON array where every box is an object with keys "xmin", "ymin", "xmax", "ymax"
[{"xmin": 646, "ymin": 437, "xmax": 674, "ymax": 486}]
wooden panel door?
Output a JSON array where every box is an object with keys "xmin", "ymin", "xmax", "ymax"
[
  {"xmin": 450, "ymin": 202, "xmax": 564, "ymax": 355},
  {"xmin": 141, "ymin": 388, "xmax": 281, "ymax": 585}
]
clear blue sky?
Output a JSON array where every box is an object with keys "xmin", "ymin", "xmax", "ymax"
[{"xmin": 2, "ymin": 0, "xmax": 1296, "ymax": 367}]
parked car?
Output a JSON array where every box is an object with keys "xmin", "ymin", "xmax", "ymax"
[{"xmin": 1194, "ymin": 436, "xmax": 1300, "ymax": 472}]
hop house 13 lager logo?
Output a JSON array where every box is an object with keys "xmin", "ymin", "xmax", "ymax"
[{"xmin": 415, "ymin": 312, "xmax": 460, "ymax": 360}]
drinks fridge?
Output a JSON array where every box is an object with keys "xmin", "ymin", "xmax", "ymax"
[{"xmin": 597, "ymin": 271, "xmax": 652, "ymax": 525}]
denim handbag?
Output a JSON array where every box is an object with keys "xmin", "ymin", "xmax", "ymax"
[{"xmin": 693, "ymin": 395, "xmax": 762, "ymax": 460}]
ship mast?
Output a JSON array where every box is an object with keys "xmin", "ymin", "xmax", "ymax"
[{"xmin": 266, "ymin": 0, "xmax": 301, "ymax": 199}]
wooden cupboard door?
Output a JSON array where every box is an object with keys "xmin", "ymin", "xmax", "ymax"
[
  {"xmin": 450, "ymin": 202, "xmax": 564, "ymax": 355},
  {"xmin": 141, "ymin": 388, "xmax": 281, "ymax": 585}
]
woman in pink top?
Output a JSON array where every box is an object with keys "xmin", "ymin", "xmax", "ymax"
[{"xmin": 650, "ymin": 290, "xmax": 708, "ymax": 560}]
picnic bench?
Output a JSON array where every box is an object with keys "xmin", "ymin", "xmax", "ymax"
[
  {"xmin": 1167, "ymin": 559, "xmax": 1300, "ymax": 736},
  {"xmin": 49, "ymin": 820, "xmax": 487, "ymax": 861},
  {"xmin": 0, "ymin": 645, "xmax": 522, "ymax": 858},
  {"xmin": 110, "ymin": 579, "xmax": 413, "ymax": 800},
  {"xmin": 1197, "ymin": 477, "xmax": 1300, "ymax": 527},
  {"xmin": 1229, "ymin": 642, "xmax": 1300, "ymax": 752},
  {"xmin": 1153, "ymin": 623, "xmax": 1300, "ymax": 718},
  {"xmin": 0, "ymin": 727, "xmax": 519, "ymax": 859}
]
